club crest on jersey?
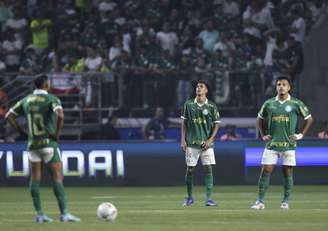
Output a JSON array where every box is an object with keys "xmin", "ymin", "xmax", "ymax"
[
  {"xmin": 202, "ymin": 109, "xmax": 209, "ymax": 115},
  {"xmin": 285, "ymin": 105, "xmax": 292, "ymax": 112}
]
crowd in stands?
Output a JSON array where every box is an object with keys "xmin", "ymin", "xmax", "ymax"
[{"xmin": 0, "ymin": 0, "xmax": 326, "ymax": 80}]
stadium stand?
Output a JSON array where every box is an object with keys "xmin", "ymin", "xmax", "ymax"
[{"xmin": 0, "ymin": 0, "xmax": 327, "ymax": 141}]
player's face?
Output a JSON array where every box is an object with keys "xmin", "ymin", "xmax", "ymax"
[
  {"xmin": 196, "ymin": 83, "xmax": 208, "ymax": 96},
  {"xmin": 276, "ymin": 79, "xmax": 290, "ymax": 95}
]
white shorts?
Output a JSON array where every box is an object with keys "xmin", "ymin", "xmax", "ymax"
[
  {"xmin": 28, "ymin": 147, "xmax": 61, "ymax": 163},
  {"xmin": 185, "ymin": 147, "xmax": 216, "ymax": 167},
  {"xmin": 261, "ymin": 148, "xmax": 296, "ymax": 166}
]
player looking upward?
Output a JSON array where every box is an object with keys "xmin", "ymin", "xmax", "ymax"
[{"xmin": 181, "ymin": 80, "xmax": 220, "ymax": 207}]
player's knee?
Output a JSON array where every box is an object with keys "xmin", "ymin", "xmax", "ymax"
[
  {"xmin": 186, "ymin": 167, "xmax": 194, "ymax": 176},
  {"xmin": 262, "ymin": 168, "xmax": 272, "ymax": 176},
  {"xmin": 203, "ymin": 165, "xmax": 212, "ymax": 174}
]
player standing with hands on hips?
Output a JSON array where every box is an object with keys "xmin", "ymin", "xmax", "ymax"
[
  {"xmin": 251, "ymin": 76, "xmax": 313, "ymax": 210},
  {"xmin": 181, "ymin": 80, "xmax": 221, "ymax": 207},
  {"xmin": 5, "ymin": 74, "xmax": 80, "ymax": 223}
]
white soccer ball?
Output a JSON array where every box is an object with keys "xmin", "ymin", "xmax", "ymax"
[{"xmin": 97, "ymin": 202, "xmax": 118, "ymax": 222}]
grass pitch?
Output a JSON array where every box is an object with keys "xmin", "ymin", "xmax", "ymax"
[{"xmin": 0, "ymin": 186, "xmax": 327, "ymax": 231}]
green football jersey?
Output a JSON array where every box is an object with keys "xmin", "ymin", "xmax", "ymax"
[
  {"xmin": 10, "ymin": 89, "xmax": 62, "ymax": 150},
  {"xmin": 181, "ymin": 98, "xmax": 221, "ymax": 149},
  {"xmin": 258, "ymin": 95, "xmax": 311, "ymax": 151}
]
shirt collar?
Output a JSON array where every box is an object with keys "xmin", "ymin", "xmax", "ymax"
[
  {"xmin": 275, "ymin": 94, "xmax": 291, "ymax": 104},
  {"xmin": 33, "ymin": 89, "xmax": 48, "ymax": 95},
  {"xmin": 194, "ymin": 97, "xmax": 208, "ymax": 106}
]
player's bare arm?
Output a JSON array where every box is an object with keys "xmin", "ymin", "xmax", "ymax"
[
  {"xmin": 54, "ymin": 108, "xmax": 64, "ymax": 141},
  {"xmin": 289, "ymin": 116, "xmax": 313, "ymax": 141},
  {"xmin": 5, "ymin": 112, "xmax": 26, "ymax": 136},
  {"xmin": 256, "ymin": 117, "xmax": 272, "ymax": 141},
  {"xmin": 181, "ymin": 119, "xmax": 187, "ymax": 152}
]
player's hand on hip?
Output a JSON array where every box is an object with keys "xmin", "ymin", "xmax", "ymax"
[
  {"xmin": 201, "ymin": 140, "xmax": 212, "ymax": 150},
  {"xmin": 262, "ymin": 135, "xmax": 272, "ymax": 141},
  {"xmin": 49, "ymin": 133, "xmax": 58, "ymax": 142},
  {"xmin": 289, "ymin": 133, "xmax": 303, "ymax": 141},
  {"xmin": 181, "ymin": 140, "xmax": 187, "ymax": 152}
]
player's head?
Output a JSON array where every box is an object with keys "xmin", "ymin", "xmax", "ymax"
[
  {"xmin": 276, "ymin": 76, "xmax": 291, "ymax": 95},
  {"xmin": 34, "ymin": 74, "xmax": 50, "ymax": 91},
  {"xmin": 195, "ymin": 80, "xmax": 209, "ymax": 97}
]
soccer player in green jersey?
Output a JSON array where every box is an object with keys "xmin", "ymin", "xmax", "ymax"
[
  {"xmin": 5, "ymin": 74, "xmax": 80, "ymax": 223},
  {"xmin": 181, "ymin": 80, "xmax": 221, "ymax": 207},
  {"xmin": 251, "ymin": 76, "xmax": 313, "ymax": 210}
]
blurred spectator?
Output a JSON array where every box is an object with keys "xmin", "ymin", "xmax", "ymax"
[
  {"xmin": 100, "ymin": 113, "xmax": 120, "ymax": 140},
  {"xmin": 198, "ymin": 20, "xmax": 220, "ymax": 52},
  {"xmin": 111, "ymin": 50, "xmax": 131, "ymax": 69},
  {"xmin": 213, "ymin": 31, "xmax": 236, "ymax": 56},
  {"xmin": 2, "ymin": 29, "xmax": 23, "ymax": 71},
  {"xmin": 223, "ymin": 0, "xmax": 240, "ymax": 19},
  {"xmin": 308, "ymin": 0, "xmax": 325, "ymax": 22},
  {"xmin": 243, "ymin": 0, "xmax": 274, "ymax": 40},
  {"xmin": 30, "ymin": 10, "xmax": 52, "ymax": 53},
  {"xmin": 3, "ymin": 7, "xmax": 28, "ymax": 43},
  {"xmin": 0, "ymin": 89, "xmax": 8, "ymax": 118},
  {"xmin": 220, "ymin": 124, "xmax": 242, "ymax": 141},
  {"xmin": 289, "ymin": 6, "xmax": 306, "ymax": 44},
  {"xmin": 85, "ymin": 46, "xmax": 103, "ymax": 72},
  {"xmin": 143, "ymin": 107, "xmax": 167, "ymax": 140},
  {"xmin": 108, "ymin": 35, "xmax": 123, "ymax": 62},
  {"xmin": 19, "ymin": 44, "xmax": 43, "ymax": 74},
  {"xmin": 276, "ymin": 35, "xmax": 303, "ymax": 82},
  {"xmin": 63, "ymin": 52, "xmax": 85, "ymax": 72},
  {"xmin": 317, "ymin": 121, "xmax": 328, "ymax": 139},
  {"xmin": 156, "ymin": 22, "xmax": 179, "ymax": 56},
  {"xmin": 0, "ymin": 0, "xmax": 12, "ymax": 30},
  {"xmin": 191, "ymin": 38, "xmax": 209, "ymax": 65}
]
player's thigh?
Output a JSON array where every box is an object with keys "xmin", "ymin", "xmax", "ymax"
[
  {"xmin": 281, "ymin": 150, "xmax": 296, "ymax": 166},
  {"xmin": 185, "ymin": 147, "xmax": 201, "ymax": 167},
  {"xmin": 261, "ymin": 148, "xmax": 279, "ymax": 165},
  {"xmin": 200, "ymin": 148, "xmax": 216, "ymax": 166},
  {"xmin": 28, "ymin": 149, "xmax": 42, "ymax": 163}
]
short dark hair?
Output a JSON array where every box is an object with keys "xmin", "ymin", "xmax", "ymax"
[
  {"xmin": 196, "ymin": 80, "xmax": 209, "ymax": 90},
  {"xmin": 276, "ymin": 76, "xmax": 291, "ymax": 86},
  {"xmin": 34, "ymin": 74, "xmax": 48, "ymax": 89}
]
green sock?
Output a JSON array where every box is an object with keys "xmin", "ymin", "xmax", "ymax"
[
  {"xmin": 185, "ymin": 169, "xmax": 194, "ymax": 197},
  {"xmin": 205, "ymin": 166, "xmax": 213, "ymax": 200},
  {"xmin": 53, "ymin": 182, "xmax": 68, "ymax": 214},
  {"xmin": 29, "ymin": 180, "xmax": 43, "ymax": 215},
  {"xmin": 258, "ymin": 173, "xmax": 270, "ymax": 203},
  {"xmin": 283, "ymin": 176, "xmax": 293, "ymax": 202}
]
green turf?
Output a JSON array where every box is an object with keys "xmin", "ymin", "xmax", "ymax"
[{"xmin": 0, "ymin": 186, "xmax": 327, "ymax": 231}]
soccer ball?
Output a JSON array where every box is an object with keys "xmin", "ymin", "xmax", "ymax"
[{"xmin": 97, "ymin": 202, "xmax": 118, "ymax": 222}]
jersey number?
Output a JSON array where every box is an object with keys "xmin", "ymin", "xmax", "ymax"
[{"xmin": 27, "ymin": 113, "xmax": 46, "ymax": 136}]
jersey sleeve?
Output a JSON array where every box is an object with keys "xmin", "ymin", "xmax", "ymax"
[
  {"xmin": 181, "ymin": 102, "xmax": 188, "ymax": 120},
  {"xmin": 51, "ymin": 96, "xmax": 63, "ymax": 112},
  {"xmin": 213, "ymin": 105, "xmax": 221, "ymax": 124},
  {"xmin": 258, "ymin": 101, "xmax": 268, "ymax": 119},
  {"xmin": 296, "ymin": 100, "xmax": 311, "ymax": 120},
  {"xmin": 8, "ymin": 100, "xmax": 24, "ymax": 117}
]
